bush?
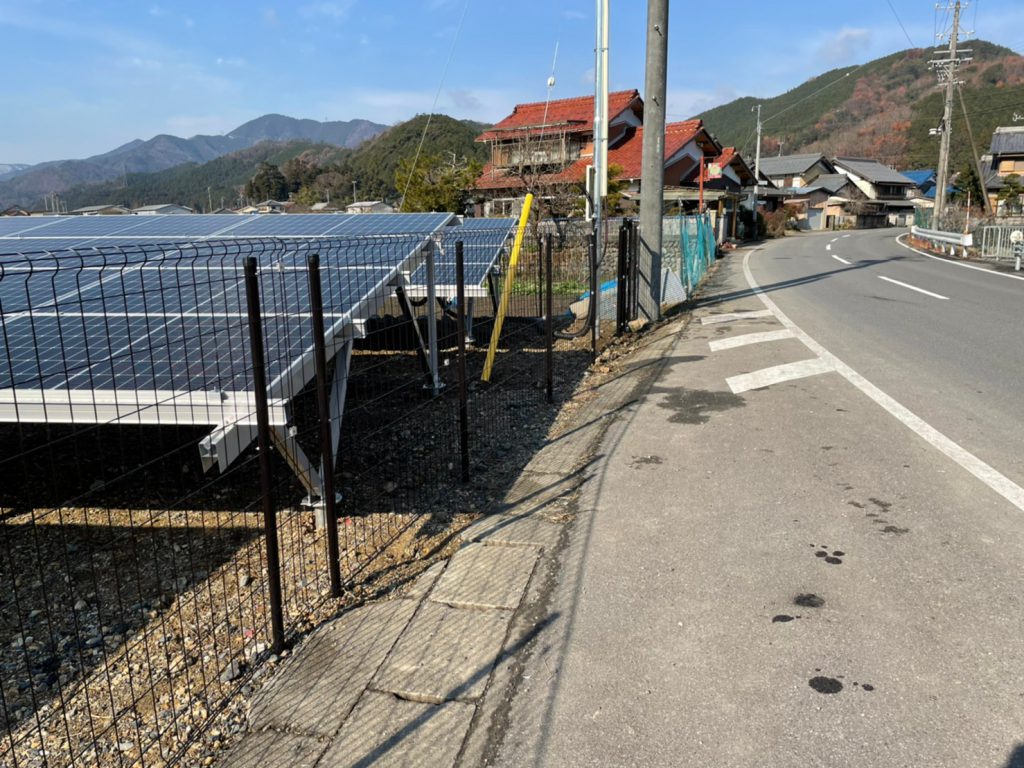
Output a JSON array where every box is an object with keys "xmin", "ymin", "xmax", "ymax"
[{"xmin": 763, "ymin": 209, "xmax": 788, "ymax": 238}]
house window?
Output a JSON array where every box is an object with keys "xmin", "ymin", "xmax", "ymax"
[{"xmin": 998, "ymin": 158, "xmax": 1024, "ymax": 175}]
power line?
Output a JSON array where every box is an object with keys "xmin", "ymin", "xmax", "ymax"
[{"xmin": 886, "ymin": 0, "xmax": 916, "ymax": 48}]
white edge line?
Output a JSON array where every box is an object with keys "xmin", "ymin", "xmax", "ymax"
[
  {"xmin": 878, "ymin": 275, "xmax": 949, "ymax": 300},
  {"xmin": 896, "ymin": 233, "xmax": 1024, "ymax": 283},
  {"xmin": 744, "ymin": 248, "xmax": 1024, "ymax": 513},
  {"xmin": 709, "ymin": 329, "xmax": 794, "ymax": 352},
  {"xmin": 826, "ymin": 244, "xmax": 832, "ymax": 251},
  {"xmin": 831, "ymin": 254, "xmax": 851, "ymax": 265}
]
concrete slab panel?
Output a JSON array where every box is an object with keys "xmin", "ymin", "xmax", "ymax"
[
  {"xmin": 223, "ymin": 729, "xmax": 326, "ymax": 768},
  {"xmin": 249, "ymin": 599, "xmax": 418, "ymax": 737},
  {"xmin": 461, "ymin": 513, "xmax": 562, "ymax": 551},
  {"xmin": 319, "ymin": 692, "xmax": 475, "ymax": 768},
  {"xmin": 399, "ymin": 560, "xmax": 447, "ymax": 601},
  {"xmin": 430, "ymin": 542, "xmax": 538, "ymax": 610},
  {"xmin": 373, "ymin": 602, "xmax": 510, "ymax": 703}
]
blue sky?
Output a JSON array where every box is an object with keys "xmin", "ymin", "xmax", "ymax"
[{"xmin": 2, "ymin": 0, "xmax": 1022, "ymax": 164}]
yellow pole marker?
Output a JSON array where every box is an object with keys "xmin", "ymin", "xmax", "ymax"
[{"xmin": 482, "ymin": 193, "xmax": 533, "ymax": 382}]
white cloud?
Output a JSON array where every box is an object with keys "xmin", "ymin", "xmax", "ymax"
[
  {"xmin": 816, "ymin": 27, "xmax": 872, "ymax": 63},
  {"xmin": 215, "ymin": 56, "xmax": 247, "ymax": 68},
  {"xmin": 262, "ymin": 7, "xmax": 279, "ymax": 25}
]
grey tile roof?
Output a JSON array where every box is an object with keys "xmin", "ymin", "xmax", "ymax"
[
  {"xmin": 990, "ymin": 127, "xmax": 1024, "ymax": 156},
  {"xmin": 833, "ymin": 157, "xmax": 914, "ymax": 185},
  {"xmin": 806, "ymin": 173, "xmax": 853, "ymax": 194},
  {"xmin": 757, "ymin": 153, "xmax": 831, "ymax": 177}
]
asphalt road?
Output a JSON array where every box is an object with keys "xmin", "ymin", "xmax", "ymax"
[
  {"xmin": 486, "ymin": 235, "xmax": 1024, "ymax": 768},
  {"xmin": 747, "ymin": 228, "xmax": 1024, "ymax": 492}
]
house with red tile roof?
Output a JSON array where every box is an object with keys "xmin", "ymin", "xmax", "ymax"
[{"xmin": 471, "ymin": 90, "xmax": 752, "ymax": 221}]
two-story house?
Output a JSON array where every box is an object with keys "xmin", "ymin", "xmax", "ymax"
[
  {"xmin": 472, "ymin": 90, "xmax": 737, "ymax": 218},
  {"xmin": 832, "ymin": 157, "xmax": 916, "ymax": 225},
  {"xmin": 981, "ymin": 126, "xmax": 1024, "ymax": 214},
  {"xmin": 756, "ymin": 153, "xmax": 836, "ymax": 189}
]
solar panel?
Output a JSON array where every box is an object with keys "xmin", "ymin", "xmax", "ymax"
[{"xmin": 404, "ymin": 218, "xmax": 516, "ymax": 298}]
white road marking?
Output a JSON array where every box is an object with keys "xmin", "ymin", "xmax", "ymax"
[
  {"xmin": 878, "ymin": 275, "xmax": 949, "ymax": 300},
  {"xmin": 700, "ymin": 309, "xmax": 773, "ymax": 325},
  {"xmin": 842, "ymin": 234, "xmax": 851, "ymax": 238},
  {"xmin": 896, "ymin": 233, "xmax": 1024, "ymax": 283},
  {"xmin": 826, "ymin": 244, "xmax": 832, "ymax": 251},
  {"xmin": 832, "ymin": 254, "xmax": 851, "ymax": 265},
  {"xmin": 709, "ymin": 329, "xmax": 794, "ymax": 352},
  {"xmin": 745, "ymin": 249, "xmax": 1024, "ymax": 514},
  {"xmin": 830, "ymin": 238, "xmax": 839, "ymax": 243},
  {"xmin": 727, "ymin": 358, "xmax": 835, "ymax": 394}
]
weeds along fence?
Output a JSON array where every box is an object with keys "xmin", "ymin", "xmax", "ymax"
[{"xmin": 0, "ymin": 223, "xmax": 594, "ymax": 767}]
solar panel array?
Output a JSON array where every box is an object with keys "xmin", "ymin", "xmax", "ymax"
[{"xmin": 0, "ymin": 214, "xmax": 454, "ymax": 402}]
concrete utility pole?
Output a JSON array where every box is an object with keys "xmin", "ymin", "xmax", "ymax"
[
  {"xmin": 592, "ymin": 0, "xmax": 609, "ymax": 347},
  {"xmin": 932, "ymin": 1, "xmax": 969, "ymax": 223},
  {"xmin": 638, "ymin": 0, "xmax": 668, "ymax": 319}
]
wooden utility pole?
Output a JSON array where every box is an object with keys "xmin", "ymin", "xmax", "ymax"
[{"xmin": 638, "ymin": 0, "xmax": 668, "ymax": 318}]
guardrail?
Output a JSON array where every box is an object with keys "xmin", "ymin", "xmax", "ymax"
[{"xmin": 910, "ymin": 225, "xmax": 972, "ymax": 255}]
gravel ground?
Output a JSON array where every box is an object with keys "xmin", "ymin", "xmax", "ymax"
[{"xmin": 0, "ymin": 299, "xmax": 606, "ymax": 766}]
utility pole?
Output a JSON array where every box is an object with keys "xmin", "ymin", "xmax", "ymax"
[
  {"xmin": 638, "ymin": 0, "xmax": 668, "ymax": 319},
  {"xmin": 752, "ymin": 104, "xmax": 762, "ymax": 221},
  {"xmin": 207, "ymin": 186, "xmax": 213, "ymax": 213},
  {"xmin": 352, "ymin": 181, "xmax": 357, "ymax": 205},
  {"xmin": 592, "ymin": 0, "xmax": 609, "ymax": 348},
  {"xmin": 931, "ymin": 1, "xmax": 970, "ymax": 224}
]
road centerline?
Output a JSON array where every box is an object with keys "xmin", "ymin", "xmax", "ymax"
[
  {"xmin": 878, "ymin": 275, "xmax": 949, "ymax": 300},
  {"xmin": 831, "ymin": 254, "xmax": 851, "ymax": 265}
]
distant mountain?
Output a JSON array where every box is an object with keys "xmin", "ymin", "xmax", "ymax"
[
  {"xmin": 0, "ymin": 163, "xmax": 32, "ymax": 182},
  {"xmin": 52, "ymin": 114, "xmax": 490, "ymax": 212},
  {"xmin": 0, "ymin": 115, "xmax": 388, "ymax": 208},
  {"xmin": 696, "ymin": 40, "xmax": 1023, "ymax": 171}
]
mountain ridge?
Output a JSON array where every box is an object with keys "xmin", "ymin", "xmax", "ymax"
[
  {"xmin": 696, "ymin": 40, "xmax": 1023, "ymax": 171},
  {"xmin": 0, "ymin": 115, "xmax": 388, "ymax": 208}
]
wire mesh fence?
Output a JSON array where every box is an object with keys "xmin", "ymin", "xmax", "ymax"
[{"xmin": 0, "ymin": 220, "xmax": 597, "ymax": 767}]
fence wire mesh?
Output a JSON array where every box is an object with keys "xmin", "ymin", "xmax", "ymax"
[{"xmin": 0, "ymin": 220, "xmax": 597, "ymax": 767}]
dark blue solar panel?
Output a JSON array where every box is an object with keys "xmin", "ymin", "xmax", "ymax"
[
  {"xmin": 407, "ymin": 218, "xmax": 515, "ymax": 290},
  {"xmin": 0, "ymin": 217, "xmax": 66, "ymax": 236},
  {"xmin": 1, "ymin": 220, "xmax": 449, "ymax": 399},
  {"xmin": 26, "ymin": 216, "xmax": 151, "ymax": 237}
]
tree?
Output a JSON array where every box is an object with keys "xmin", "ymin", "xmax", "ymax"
[
  {"xmin": 998, "ymin": 173, "xmax": 1024, "ymax": 214},
  {"xmin": 394, "ymin": 153, "xmax": 482, "ymax": 213},
  {"xmin": 281, "ymin": 156, "xmax": 319, "ymax": 193},
  {"xmin": 952, "ymin": 162, "xmax": 983, "ymax": 206},
  {"xmin": 245, "ymin": 162, "xmax": 288, "ymax": 202}
]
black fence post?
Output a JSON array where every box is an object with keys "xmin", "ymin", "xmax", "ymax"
[
  {"xmin": 243, "ymin": 257, "xmax": 286, "ymax": 654},
  {"xmin": 616, "ymin": 221, "xmax": 628, "ymax": 335},
  {"xmin": 545, "ymin": 233, "xmax": 554, "ymax": 404},
  {"xmin": 536, "ymin": 234, "xmax": 544, "ymax": 319},
  {"xmin": 590, "ymin": 231, "xmax": 599, "ymax": 360},
  {"xmin": 306, "ymin": 253, "xmax": 343, "ymax": 599},
  {"xmin": 455, "ymin": 241, "xmax": 471, "ymax": 483},
  {"xmin": 626, "ymin": 219, "xmax": 634, "ymax": 321}
]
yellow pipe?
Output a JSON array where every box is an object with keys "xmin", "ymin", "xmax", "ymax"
[{"xmin": 482, "ymin": 193, "xmax": 534, "ymax": 382}]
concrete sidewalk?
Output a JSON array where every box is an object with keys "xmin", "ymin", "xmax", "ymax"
[{"xmin": 222, "ymin": 272, "xmax": 685, "ymax": 767}]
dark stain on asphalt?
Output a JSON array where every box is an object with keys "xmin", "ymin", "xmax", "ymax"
[
  {"xmin": 772, "ymin": 614, "xmax": 798, "ymax": 623},
  {"xmin": 881, "ymin": 525, "xmax": 910, "ymax": 535},
  {"xmin": 815, "ymin": 546, "xmax": 844, "ymax": 564},
  {"xmin": 794, "ymin": 593, "xmax": 825, "ymax": 608},
  {"xmin": 809, "ymin": 676, "xmax": 843, "ymax": 694},
  {"xmin": 654, "ymin": 387, "xmax": 746, "ymax": 424},
  {"xmin": 630, "ymin": 455, "xmax": 664, "ymax": 468},
  {"xmin": 821, "ymin": 445, "xmax": 834, "ymax": 451},
  {"xmin": 869, "ymin": 498, "xmax": 892, "ymax": 510},
  {"xmin": 836, "ymin": 408, "xmax": 848, "ymax": 412},
  {"xmin": 861, "ymin": 683, "xmax": 875, "ymax": 692},
  {"xmin": 848, "ymin": 501, "xmax": 866, "ymax": 509}
]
